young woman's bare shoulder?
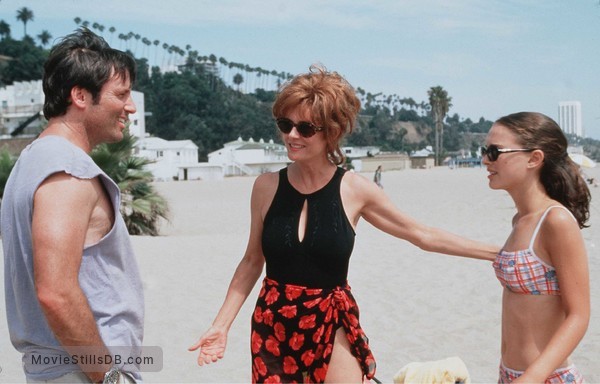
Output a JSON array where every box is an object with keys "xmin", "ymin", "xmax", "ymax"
[
  {"xmin": 544, "ymin": 206, "xmax": 579, "ymax": 232},
  {"xmin": 538, "ymin": 207, "xmax": 581, "ymax": 251}
]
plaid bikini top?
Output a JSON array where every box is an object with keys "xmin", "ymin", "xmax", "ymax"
[{"xmin": 493, "ymin": 206, "xmax": 574, "ymax": 296}]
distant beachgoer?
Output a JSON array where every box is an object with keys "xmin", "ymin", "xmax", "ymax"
[
  {"xmin": 482, "ymin": 112, "xmax": 590, "ymax": 383},
  {"xmin": 189, "ymin": 64, "xmax": 498, "ymax": 383},
  {"xmin": 579, "ymin": 166, "xmax": 598, "ymax": 187},
  {"xmin": 373, "ymin": 165, "xmax": 383, "ymax": 188}
]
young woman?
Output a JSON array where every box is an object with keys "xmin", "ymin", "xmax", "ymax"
[
  {"xmin": 189, "ymin": 65, "xmax": 497, "ymax": 383},
  {"xmin": 482, "ymin": 112, "xmax": 590, "ymax": 383}
]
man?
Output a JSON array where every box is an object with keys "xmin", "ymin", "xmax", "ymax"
[{"xmin": 1, "ymin": 28, "xmax": 144, "ymax": 383}]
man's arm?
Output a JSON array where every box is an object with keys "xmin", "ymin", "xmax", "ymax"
[{"xmin": 32, "ymin": 172, "xmax": 111, "ymax": 383}]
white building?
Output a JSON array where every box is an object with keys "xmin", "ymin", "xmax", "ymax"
[
  {"xmin": 129, "ymin": 91, "xmax": 146, "ymax": 139},
  {"xmin": 558, "ymin": 101, "xmax": 583, "ymax": 137},
  {"xmin": 137, "ymin": 136, "xmax": 290, "ymax": 182},
  {"xmin": 342, "ymin": 146, "xmax": 380, "ymax": 159},
  {"xmin": 137, "ymin": 137, "xmax": 200, "ymax": 181},
  {"xmin": 0, "ymin": 80, "xmax": 44, "ymax": 137},
  {"xmin": 208, "ymin": 137, "xmax": 289, "ymax": 177}
]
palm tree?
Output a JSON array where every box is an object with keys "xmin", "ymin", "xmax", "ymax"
[
  {"xmin": 142, "ymin": 37, "xmax": 151, "ymax": 59},
  {"xmin": 161, "ymin": 42, "xmax": 169, "ymax": 67},
  {"xmin": 233, "ymin": 73, "xmax": 244, "ymax": 92},
  {"xmin": 90, "ymin": 132, "xmax": 169, "ymax": 236},
  {"xmin": 209, "ymin": 54, "xmax": 217, "ymax": 66},
  {"xmin": 118, "ymin": 33, "xmax": 126, "ymax": 49},
  {"xmin": 0, "ymin": 148, "xmax": 16, "ymax": 200},
  {"xmin": 134, "ymin": 33, "xmax": 141, "ymax": 54},
  {"xmin": 244, "ymin": 64, "xmax": 253, "ymax": 93},
  {"xmin": 109, "ymin": 26, "xmax": 116, "ymax": 45},
  {"xmin": 0, "ymin": 20, "xmax": 11, "ymax": 40},
  {"xmin": 270, "ymin": 69, "xmax": 278, "ymax": 90},
  {"xmin": 428, "ymin": 85, "xmax": 452, "ymax": 166},
  {"xmin": 37, "ymin": 30, "xmax": 52, "ymax": 47},
  {"xmin": 16, "ymin": 7, "xmax": 34, "ymax": 37},
  {"xmin": 126, "ymin": 31, "xmax": 134, "ymax": 51},
  {"xmin": 153, "ymin": 39, "xmax": 160, "ymax": 65}
]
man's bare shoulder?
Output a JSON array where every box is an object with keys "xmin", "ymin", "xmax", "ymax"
[{"xmin": 35, "ymin": 172, "xmax": 101, "ymax": 208}]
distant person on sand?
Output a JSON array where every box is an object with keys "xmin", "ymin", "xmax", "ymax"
[
  {"xmin": 373, "ymin": 165, "xmax": 383, "ymax": 188},
  {"xmin": 578, "ymin": 166, "xmax": 598, "ymax": 187},
  {"xmin": 190, "ymin": 64, "xmax": 498, "ymax": 383},
  {"xmin": 482, "ymin": 112, "xmax": 590, "ymax": 383}
]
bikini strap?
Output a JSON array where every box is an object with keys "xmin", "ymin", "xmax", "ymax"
[{"xmin": 528, "ymin": 205, "xmax": 576, "ymax": 249}]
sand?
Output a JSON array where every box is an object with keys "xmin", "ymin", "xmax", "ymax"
[{"xmin": 1, "ymin": 166, "xmax": 599, "ymax": 383}]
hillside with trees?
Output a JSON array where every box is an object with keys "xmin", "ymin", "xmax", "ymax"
[{"xmin": 1, "ymin": 10, "xmax": 600, "ymax": 162}]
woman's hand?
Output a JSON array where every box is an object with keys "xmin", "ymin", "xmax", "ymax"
[{"xmin": 188, "ymin": 325, "xmax": 228, "ymax": 366}]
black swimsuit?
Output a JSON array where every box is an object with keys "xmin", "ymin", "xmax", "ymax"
[
  {"xmin": 251, "ymin": 167, "xmax": 376, "ymax": 383},
  {"xmin": 261, "ymin": 167, "xmax": 355, "ymax": 288}
]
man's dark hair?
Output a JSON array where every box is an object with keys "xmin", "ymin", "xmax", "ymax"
[{"xmin": 42, "ymin": 28, "xmax": 137, "ymax": 119}]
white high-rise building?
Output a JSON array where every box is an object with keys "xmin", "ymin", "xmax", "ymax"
[{"xmin": 558, "ymin": 101, "xmax": 583, "ymax": 137}]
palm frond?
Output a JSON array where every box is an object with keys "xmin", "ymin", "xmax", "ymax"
[
  {"xmin": 91, "ymin": 132, "xmax": 169, "ymax": 236},
  {"xmin": 0, "ymin": 149, "xmax": 16, "ymax": 198}
]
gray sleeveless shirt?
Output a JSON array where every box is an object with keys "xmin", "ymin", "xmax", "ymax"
[{"xmin": 1, "ymin": 136, "xmax": 144, "ymax": 381}]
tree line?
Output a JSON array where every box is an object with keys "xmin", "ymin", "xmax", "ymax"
[{"xmin": 1, "ymin": 7, "xmax": 599, "ymax": 164}]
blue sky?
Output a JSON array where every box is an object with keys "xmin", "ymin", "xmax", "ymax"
[{"xmin": 2, "ymin": 0, "xmax": 600, "ymax": 139}]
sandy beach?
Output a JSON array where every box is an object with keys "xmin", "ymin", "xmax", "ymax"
[{"xmin": 1, "ymin": 166, "xmax": 599, "ymax": 383}]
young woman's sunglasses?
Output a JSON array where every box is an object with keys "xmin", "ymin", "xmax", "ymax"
[
  {"xmin": 480, "ymin": 145, "xmax": 536, "ymax": 162},
  {"xmin": 275, "ymin": 117, "xmax": 323, "ymax": 138}
]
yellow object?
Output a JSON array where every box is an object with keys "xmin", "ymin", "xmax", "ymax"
[{"xmin": 393, "ymin": 356, "xmax": 471, "ymax": 384}]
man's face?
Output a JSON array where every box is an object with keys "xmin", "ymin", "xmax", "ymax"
[{"xmin": 85, "ymin": 71, "xmax": 137, "ymax": 146}]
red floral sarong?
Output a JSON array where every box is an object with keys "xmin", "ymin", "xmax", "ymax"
[{"xmin": 250, "ymin": 277, "xmax": 376, "ymax": 383}]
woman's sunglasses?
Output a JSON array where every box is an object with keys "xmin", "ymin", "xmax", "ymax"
[
  {"xmin": 480, "ymin": 145, "xmax": 536, "ymax": 162},
  {"xmin": 275, "ymin": 117, "xmax": 323, "ymax": 138}
]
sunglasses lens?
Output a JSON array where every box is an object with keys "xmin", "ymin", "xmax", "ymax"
[
  {"xmin": 489, "ymin": 146, "xmax": 499, "ymax": 161},
  {"xmin": 297, "ymin": 122, "xmax": 316, "ymax": 138},
  {"xmin": 276, "ymin": 118, "xmax": 318, "ymax": 138},
  {"xmin": 276, "ymin": 118, "xmax": 293, "ymax": 134},
  {"xmin": 482, "ymin": 146, "xmax": 499, "ymax": 161}
]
